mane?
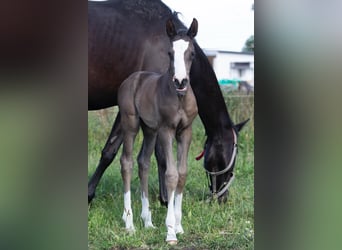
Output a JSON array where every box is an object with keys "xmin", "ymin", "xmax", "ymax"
[
  {"xmin": 192, "ymin": 42, "xmax": 235, "ymax": 130},
  {"xmin": 122, "ymin": 0, "xmax": 174, "ymax": 21},
  {"xmin": 99, "ymin": 1, "xmax": 189, "ymax": 34}
]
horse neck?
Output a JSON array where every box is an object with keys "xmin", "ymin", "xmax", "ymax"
[{"xmin": 190, "ymin": 42, "xmax": 234, "ymax": 138}]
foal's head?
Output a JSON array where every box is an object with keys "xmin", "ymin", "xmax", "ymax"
[{"xmin": 166, "ymin": 18, "xmax": 198, "ymax": 95}]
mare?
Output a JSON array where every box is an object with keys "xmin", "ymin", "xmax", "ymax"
[
  {"xmin": 88, "ymin": 0, "xmax": 249, "ymax": 204},
  {"xmin": 118, "ymin": 18, "xmax": 198, "ymax": 244}
]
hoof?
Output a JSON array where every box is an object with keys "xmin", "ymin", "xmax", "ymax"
[
  {"xmin": 175, "ymin": 226, "xmax": 184, "ymax": 234},
  {"xmin": 166, "ymin": 240, "xmax": 178, "ymax": 245},
  {"xmin": 166, "ymin": 230, "xmax": 177, "ymax": 244},
  {"xmin": 144, "ymin": 223, "xmax": 155, "ymax": 229},
  {"xmin": 159, "ymin": 196, "xmax": 168, "ymax": 207},
  {"xmin": 88, "ymin": 193, "xmax": 95, "ymax": 204},
  {"xmin": 126, "ymin": 227, "xmax": 136, "ymax": 234}
]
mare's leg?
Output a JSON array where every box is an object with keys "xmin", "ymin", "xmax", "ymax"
[
  {"xmin": 88, "ymin": 112, "xmax": 122, "ymax": 203},
  {"xmin": 138, "ymin": 124, "xmax": 157, "ymax": 228},
  {"xmin": 158, "ymin": 128, "xmax": 179, "ymax": 243},
  {"xmin": 120, "ymin": 113, "xmax": 139, "ymax": 232},
  {"xmin": 155, "ymin": 139, "xmax": 168, "ymax": 206},
  {"xmin": 174, "ymin": 126, "xmax": 192, "ymax": 234}
]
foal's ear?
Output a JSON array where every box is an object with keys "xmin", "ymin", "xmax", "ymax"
[
  {"xmin": 166, "ymin": 18, "xmax": 177, "ymax": 38},
  {"xmin": 187, "ymin": 18, "xmax": 198, "ymax": 38},
  {"xmin": 234, "ymin": 118, "xmax": 250, "ymax": 132}
]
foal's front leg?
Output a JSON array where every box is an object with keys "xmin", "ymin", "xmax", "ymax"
[
  {"xmin": 175, "ymin": 126, "xmax": 193, "ymax": 235},
  {"xmin": 159, "ymin": 128, "xmax": 179, "ymax": 244}
]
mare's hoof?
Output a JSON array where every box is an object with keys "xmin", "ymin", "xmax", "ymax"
[
  {"xmin": 88, "ymin": 193, "xmax": 95, "ymax": 204},
  {"xmin": 159, "ymin": 196, "xmax": 168, "ymax": 207}
]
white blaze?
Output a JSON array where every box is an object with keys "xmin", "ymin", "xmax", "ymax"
[{"xmin": 173, "ymin": 40, "xmax": 189, "ymax": 82}]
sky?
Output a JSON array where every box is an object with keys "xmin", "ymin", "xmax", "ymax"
[{"xmin": 162, "ymin": 0, "xmax": 254, "ymax": 52}]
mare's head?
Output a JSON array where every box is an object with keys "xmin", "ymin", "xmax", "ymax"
[
  {"xmin": 165, "ymin": 18, "xmax": 198, "ymax": 96},
  {"xmin": 203, "ymin": 119, "xmax": 250, "ymax": 203}
]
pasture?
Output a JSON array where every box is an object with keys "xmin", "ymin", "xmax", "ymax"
[{"xmin": 88, "ymin": 90, "xmax": 254, "ymax": 249}]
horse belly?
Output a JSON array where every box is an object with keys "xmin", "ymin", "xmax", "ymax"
[{"xmin": 135, "ymin": 74, "xmax": 162, "ymax": 130}]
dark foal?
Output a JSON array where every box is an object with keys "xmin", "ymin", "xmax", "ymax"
[{"xmin": 117, "ymin": 18, "xmax": 198, "ymax": 244}]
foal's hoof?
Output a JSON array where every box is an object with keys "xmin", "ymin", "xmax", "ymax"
[
  {"xmin": 126, "ymin": 227, "xmax": 136, "ymax": 234},
  {"xmin": 166, "ymin": 240, "xmax": 178, "ymax": 245},
  {"xmin": 144, "ymin": 223, "xmax": 156, "ymax": 229},
  {"xmin": 166, "ymin": 231, "xmax": 177, "ymax": 245},
  {"xmin": 175, "ymin": 226, "xmax": 184, "ymax": 234}
]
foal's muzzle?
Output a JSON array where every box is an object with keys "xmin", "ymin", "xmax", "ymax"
[{"xmin": 174, "ymin": 78, "xmax": 188, "ymax": 95}]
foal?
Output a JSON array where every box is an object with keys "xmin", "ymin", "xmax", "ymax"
[{"xmin": 118, "ymin": 18, "xmax": 198, "ymax": 244}]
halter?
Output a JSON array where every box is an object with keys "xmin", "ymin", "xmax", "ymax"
[{"xmin": 198, "ymin": 128, "xmax": 238, "ymax": 198}]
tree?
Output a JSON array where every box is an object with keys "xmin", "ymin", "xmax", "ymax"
[{"xmin": 242, "ymin": 35, "xmax": 254, "ymax": 53}]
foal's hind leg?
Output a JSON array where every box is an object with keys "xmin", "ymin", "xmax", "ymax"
[
  {"xmin": 88, "ymin": 112, "xmax": 122, "ymax": 203},
  {"xmin": 138, "ymin": 124, "xmax": 157, "ymax": 228},
  {"xmin": 120, "ymin": 114, "xmax": 139, "ymax": 232},
  {"xmin": 155, "ymin": 139, "xmax": 168, "ymax": 206}
]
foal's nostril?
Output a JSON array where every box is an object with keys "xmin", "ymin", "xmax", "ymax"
[
  {"xmin": 174, "ymin": 78, "xmax": 180, "ymax": 85},
  {"xmin": 181, "ymin": 79, "xmax": 188, "ymax": 86}
]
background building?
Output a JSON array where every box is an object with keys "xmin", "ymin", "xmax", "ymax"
[{"xmin": 204, "ymin": 49, "xmax": 254, "ymax": 89}]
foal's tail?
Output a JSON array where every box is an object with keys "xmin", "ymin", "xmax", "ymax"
[{"xmin": 155, "ymin": 140, "xmax": 168, "ymax": 207}]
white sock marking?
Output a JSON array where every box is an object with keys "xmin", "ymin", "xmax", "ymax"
[
  {"xmin": 122, "ymin": 191, "xmax": 135, "ymax": 231},
  {"xmin": 174, "ymin": 192, "xmax": 184, "ymax": 234},
  {"xmin": 165, "ymin": 191, "xmax": 177, "ymax": 242},
  {"xmin": 141, "ymin": 192, "xmax": 154, "ymax": 228}
]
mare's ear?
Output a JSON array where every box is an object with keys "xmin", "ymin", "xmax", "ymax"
[
  {"xmin": 234, "ymin": 118, "xmax": 250, "ymax": 132},
  {"xmin": 166, "ymin": 18, "xmax": 177, "ymax": 38},
  {"xmin": 187, "ymin": 18, "xmax": 198, "ymax": 38}
]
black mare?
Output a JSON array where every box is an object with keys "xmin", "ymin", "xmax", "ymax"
[{"xmin": 88, "ymin": 0, "xmax": 249, "ymax": 204}]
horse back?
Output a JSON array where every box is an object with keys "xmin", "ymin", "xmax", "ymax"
[{"xmin": 88, "ymin": 0, "xmax": 177, "ymax": 110}]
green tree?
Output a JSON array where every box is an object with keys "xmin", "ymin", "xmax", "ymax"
[{"xmin": 242, "ymin": 35, "xmax": 254, "ymax": 53}]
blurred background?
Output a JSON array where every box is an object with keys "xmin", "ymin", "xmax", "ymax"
[{"xmin": 1, "ymin": 0, "xmax": 342, "ymax": 249}]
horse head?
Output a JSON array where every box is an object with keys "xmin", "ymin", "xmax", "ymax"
[
  {"xmin": 166, "ymin": 18, "xmax": 198, "ymax": 96},
  {"xmin": 202, "ymin": 119, "xmax": 249, "ymax": 202}
]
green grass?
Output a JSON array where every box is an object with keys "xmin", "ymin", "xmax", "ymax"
[{"xmin": 88, "ymin": 91, "xmax": 254, "ymax": 249}]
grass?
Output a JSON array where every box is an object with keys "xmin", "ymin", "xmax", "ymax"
[{"xmin": 88, "ymin": 90, "xmax": 254, "ymax": 249}]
